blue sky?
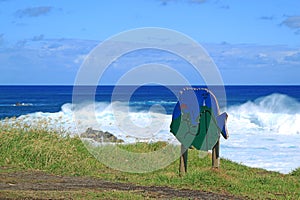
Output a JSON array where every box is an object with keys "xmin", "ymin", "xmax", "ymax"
[{"xmin": 0, "ymin": 0, "xmax": 300, "ymax": 85}]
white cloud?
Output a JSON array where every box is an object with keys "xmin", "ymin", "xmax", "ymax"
[
  {"xmin": 15, "ymin": 6, "xmax": 53, "ymax": 18},
  {"xmin": 284, "ymin": 52, "xmax": 300, "ymax": 62},
  {"xmin": 204, "ymin": 43, "xmax": 300, "ymax": 70},
  {"xmin": 259, "ymin": 16, "xmax": 274, "ymax": 21},
  {"xmin": 219, "ymin": 4, "xmax": 230, "ymax": 9},
  {"xmin": 32, "ymin": 34, "xmax": 44, "ymax": 41},
  {"xmin": 1, "ymin": 38, "xmax": 300, "ymax": 84},
  {"xmin": 15, "ymin": 39, "xmax": 27, "ymax": 48},
  {"xmin": 281, "ymin": 16, "xmax": 300, "ymax": 29},
  {"xmin": 74, "ymin": 54, "xmax": 87, "ymax": 64}
]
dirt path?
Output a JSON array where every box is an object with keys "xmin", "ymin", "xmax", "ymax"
[{"xmin": 0, "ymin": 171, "xmax": 244, "ymax": 199}]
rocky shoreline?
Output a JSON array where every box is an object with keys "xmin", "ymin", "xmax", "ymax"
[{"xmin": 80, "ymin": 128, "xmax": 124, "ymax": 143}]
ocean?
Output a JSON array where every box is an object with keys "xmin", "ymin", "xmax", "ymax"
[{"xmin": 1, "ymin": 85, "xmax": 300, "ymax": 174}]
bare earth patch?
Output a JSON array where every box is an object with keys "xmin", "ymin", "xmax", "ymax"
[{"xmin": 0, "ymin": 171, "xmax": 244, "ymax": 199}]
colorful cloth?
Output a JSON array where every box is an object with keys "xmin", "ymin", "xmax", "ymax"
[{"xmin": 170, "ymin": 88, "xmax": 228, "ymax": 150}]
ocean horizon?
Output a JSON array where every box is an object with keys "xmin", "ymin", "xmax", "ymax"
[{"xmin": 1, "ymin": 85, "xmax": 300, "ymax": 174}]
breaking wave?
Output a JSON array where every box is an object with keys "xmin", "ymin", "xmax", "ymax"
[
  {"xmin": 227, "ymin": 93, "xmax": 300, "ymax": 135},
  {"xmin": 3, "ymin": 93, "xmax": 300, "ymax": 140},
  {"xmin": 2, "ymin": 93, "xmax": 300, "ymax": 173},
  {"xmin": 222, "ymin": 93, "xmax": 300, "ymax": 174}
]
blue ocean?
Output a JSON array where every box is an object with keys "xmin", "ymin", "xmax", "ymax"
[{"xmin": 1, "ymin": 85, "xmax": 300, "ymax": 174}]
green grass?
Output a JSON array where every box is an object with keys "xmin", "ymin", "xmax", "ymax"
[
  {"xmin": 0, "ymin": 190, "xmax": 152, "ymax": 200},
  {"xmin": 0, "ymin": 123, "xmax": 299, "ymax": 199}
]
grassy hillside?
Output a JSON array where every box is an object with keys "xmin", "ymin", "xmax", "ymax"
[{"xmin": 0, "ymin": 123, "xmax": 299, "ymax": 199}]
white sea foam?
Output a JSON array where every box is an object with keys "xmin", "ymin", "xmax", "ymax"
[
  {"xmin": 227, "ymin": 93, "xmax": 300, "ymax": 135},
  {"xmin": 71, "ymin": 101, "xmax": 177, "ymax": 143},
  {"xmin": 222, "ymin": 93, "xmax": 300, "ymax": 174},
  {"xmin": 2, "ymin": 93, "xmax": 300, "ymax": 174}
]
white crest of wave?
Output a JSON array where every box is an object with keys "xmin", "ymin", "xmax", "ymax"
[
  {"xmin": 3, "ymin": 93, "xmax": 300, "ymax": 173},
  {"xmin": 227, "ymin": 93, "xmax": 300, "ymax": 135},
  {"xmin": 72, "ymin": 101, "xmax": 175, "ymax": 142},
  {"xmin": 3, "ymin": 101, "xmax": 177, "ymax": 143}
]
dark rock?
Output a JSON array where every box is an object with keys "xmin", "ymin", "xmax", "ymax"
[{"xmin": 81, "ymin": 128, "xmax": 124, "ymax": 143}]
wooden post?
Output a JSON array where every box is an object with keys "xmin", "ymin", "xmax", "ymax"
[
  {"xmin": 179, "ymin": 144, "xmax": 188, "ymax": 176},
  {"xmin": 212, "ymin": 139, "xmax": 220, "ymax": 168}
]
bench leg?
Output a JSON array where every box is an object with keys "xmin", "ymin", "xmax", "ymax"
[
  {"xmin": 212, "ymin": 140, "xmax": 220, "ymax": 168},
  {"xmin": 179, "ymin": 144, "xmax": 188, "ymax": 176}
]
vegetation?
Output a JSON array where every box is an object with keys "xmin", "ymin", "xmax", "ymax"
[
  {"xmin": 0, "ymin": 190, "xmax": 149, "ymax": 200},
  {"xmin": 0, "ymin": 121, "xmax": 299, "ymax": 199}
]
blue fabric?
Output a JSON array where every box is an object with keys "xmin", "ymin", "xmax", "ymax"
[
  {"xmin": 171, "ymin": 88, "xmax": 228, "ymax": 139},
  {"xmin": 172, "ymin": 89, "xmax": 217, "ymax": 122}
]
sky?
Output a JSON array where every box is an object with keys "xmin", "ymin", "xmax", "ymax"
[{"xmin": 0, "ymin": 0, "xmax": 300, "ymax": 85}]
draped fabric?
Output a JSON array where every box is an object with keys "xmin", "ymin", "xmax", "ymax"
[{"xmin": 170, "ymin": 88, "xmax": 228, "ymax": 150}]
